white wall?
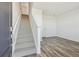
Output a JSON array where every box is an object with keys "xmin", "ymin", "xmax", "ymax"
[
  {"xmin": 29, "ymin": 7, "xmax": 43, "ymax": 54},
  {"xmin": 12, "ymin": 2, "xmax": 21, "ymax": 42},
  {"xmin": 31, "ymin": 8, "xmax": 43, "ymax": 38},
  {"xmin": 40, "ymin": 8, "xmax": 79, "ymax": 42},
  {"xmin": 31, "ymin": 8, "xmax": 43, "ymax": 27},
  {"xmin": 12, "ymin": 2, "xmax": 21, "ymax": 56},
  {"xmin": 42, "ymin": 14, "xmax": 56, "ymax": 37},
  {"xmin": 20, "ymin": 2, "xmax": 29, "ymax": 15},
  {"xmin": 12, "ymin": 3, "xmax": 21, "ymax": 28},
  {"xmin": 57, "ymin": 9, "xmax": 79, "ymax": 42}
]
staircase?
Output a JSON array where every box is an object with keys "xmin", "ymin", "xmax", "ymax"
[{"xmin": 14, "ymin": 15, "xmax": 36, "ymax": 57}]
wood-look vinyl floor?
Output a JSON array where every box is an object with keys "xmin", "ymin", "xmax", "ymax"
[
  {"xmin": 41, "ymin": 36, "xmax": 79, "ymax": 57},
  {"xmin": 26, "ymin": 36, "xmax": 79, "ymax": 57}
]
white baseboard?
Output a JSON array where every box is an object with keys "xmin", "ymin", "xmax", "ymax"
[{"xmin": 57, "ymin": 35, "xmax": 79, "ymax": 42}]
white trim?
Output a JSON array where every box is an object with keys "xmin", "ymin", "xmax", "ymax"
[{"xmin": 57, "ymin": 35, "xmax": 79, "ymax": 42}]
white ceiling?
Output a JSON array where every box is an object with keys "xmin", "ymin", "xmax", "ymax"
[{"xmin": 32, "ymin": 2, "xmax": 79, "ymax": 16}]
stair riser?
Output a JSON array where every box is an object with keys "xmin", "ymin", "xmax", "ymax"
[
  {"xmin": 15, "ymin": 42, "xmax": 34, "ymax": 50},
  {"xmin": 14, "ymin": 49, "xmax": 36, "ymax": 57},
  {"xmin": 16, "ymin": 40, "xmax": 34, "ymax": 45},
  {"xmin": 17, "ymin": 34, "xmax": 33, "ymax": 38},
  {"xmin": 18, "ymin": 32, "xmax": 32, "ymax": 35}
]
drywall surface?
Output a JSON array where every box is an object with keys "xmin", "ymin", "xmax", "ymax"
[
  {"xmin": 29, "ymin": 7, "xmax": 43, "ymax": 54},
  {"xmin": 12, "ymin": 2, "xmax": 21, "ymax": 28},
  {"xmin": 57, "ymin": 9, "xmax": 79, "ymax": 42},
  {"xmin": 20, "ymin": 2, "xmax": 29, "ymax": 15},
  {"xmin": 12, "ymin": 2, "xmax": 21, "ymax": 56},
  {"xmin": 42, "ymin": 14, "xmax": 56, "ymax": 37},
  {"xmin": 31, "ymin": 8, "xmax": 43, "ymax": 27},
  {"xmin": 31, "ymin": 8, "xmax": 43, "ymax": 38}
]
